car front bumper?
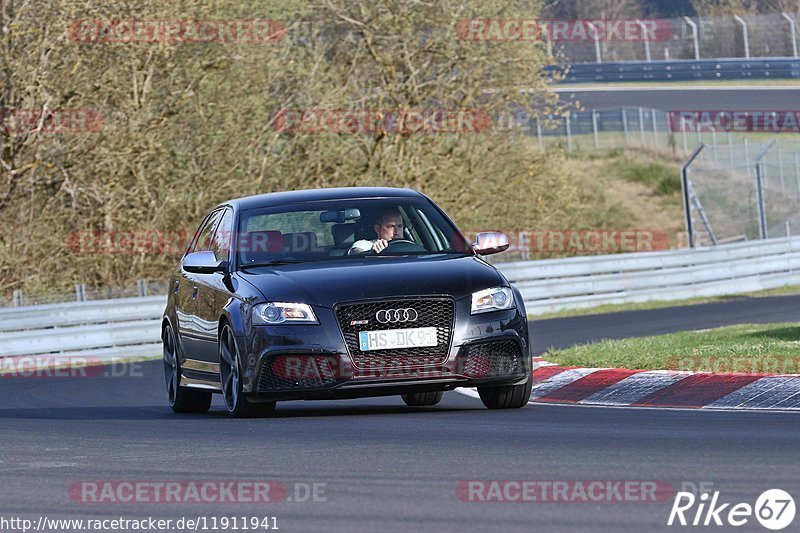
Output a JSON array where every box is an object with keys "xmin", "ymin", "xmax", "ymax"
[{"xmin": 238, "ymin": 299, "xmax": 531, "ymax": 401}]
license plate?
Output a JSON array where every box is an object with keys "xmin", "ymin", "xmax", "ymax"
[{"xmin": 358, "ymin": 327, "xmax": 438, "ymax": 351}]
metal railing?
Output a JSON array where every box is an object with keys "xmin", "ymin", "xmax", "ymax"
[
  {"xmin": 1, "ymin": 236, "xmax": 798, "ymax": 361},
  {"xmin": 500, "ymin": 106, "xmax": 677, "ymax": 153},
  {"xmin": 552, "ymin": 13, "xmax": 800, "ymax": 64},
  {"xmin": 6, "ymin": 280, "xmax": 170, "ymax": 308},
  {"xmin": 0, "ymin": 296, "xmax": 165, "ymax": 361},
  {"xmin": 682, "ymin": 139, "xmax": 800, "ymax": 246},
  {"xmin": 505, "ymin": 236, "xmax": 800, "ymax": 314},
  {"xmin": 552, "ymin": 57, "xmax": 800, "ymax": 83}
]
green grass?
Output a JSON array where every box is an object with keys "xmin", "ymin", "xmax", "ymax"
[
  {"xmin": 545, "ymin": 323, "xmax": 800, "ymax": 373},
  {"xmin": 615, "ymin": 160, "xmax": 681, "ymax": 195},
  {"xmin": 531, "ymin": 285, "xmax": 800, "ymax": 320}
]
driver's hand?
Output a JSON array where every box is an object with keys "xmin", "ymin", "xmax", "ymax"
[{"xmin": 372, "ymin": 239, "xmax": 388, "ymax": 253}]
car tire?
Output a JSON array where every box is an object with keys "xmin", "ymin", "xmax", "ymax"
[
  {"xmin": 163, "ymin": 324, "xmax": 212, "ymax": 414},
  {"xmin": 219, "ymin": 324, "xmax": 276, "ymax": 418},
  {"xmin": 477, "ymin": 378, "xmax": 532, "ymax": 409},
  {"xmin": 401, "ymin": 391, "xmax": 443, "ymax": 406}
]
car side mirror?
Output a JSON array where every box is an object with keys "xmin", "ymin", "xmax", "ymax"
[
  {"xmin": 182, "ymin": 251, "xmax": 229, "ymax": 274},
  {"xmin": 473, "ymin": 231, "xmax": 510, "ymax": 255}
]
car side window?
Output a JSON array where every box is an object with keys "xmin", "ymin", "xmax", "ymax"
[
  {"xmin": 188, "ymin": 210, "xmax": 223, "ymax": 254},
  {"xmin": 210, "ymin": 209, "xmax": 234, "ymax": 262}
]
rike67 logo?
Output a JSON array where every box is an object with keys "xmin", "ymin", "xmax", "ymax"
[{"xmin": 668, "ymin": 489, "xmax": 795, "ymax": 530}]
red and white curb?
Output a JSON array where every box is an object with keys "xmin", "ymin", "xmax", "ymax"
[{"xmin": 457, "ymin": 358, "xmax": 800, "ymax": 410}]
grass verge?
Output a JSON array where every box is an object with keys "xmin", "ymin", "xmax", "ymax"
[{"xmin": 545, "ymin": 322, "xmax": 800, "ymax": 374}]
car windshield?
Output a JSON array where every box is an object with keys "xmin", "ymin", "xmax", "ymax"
[{"xmin": 236, "ymin": 197, "xmax": 472, "ymax": 266}]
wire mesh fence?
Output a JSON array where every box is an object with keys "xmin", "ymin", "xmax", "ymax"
[
  {"xmin": 500, "ymin": 106, "xmax": 754, "ymax": 157},
  {"xmin": 554, "ymin": 12, "xmax": 800, "ymax": 63},
  {"xmin": 501, "ymin": 105, "xmax": 800, "ymax": 247},
  {"xmin": 684, "ymin": 139, "xmax": 800, "ymax": 246}
]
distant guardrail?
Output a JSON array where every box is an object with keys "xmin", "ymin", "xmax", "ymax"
[
  {"xmin": 551, "ymin": 57, "xmax": 800, "ymax": 83},
  {"xmin": 1, "ymin": 237, "xmax": 799, "ymax": 360},
  {"xmin": 504, "ymin": 236, "xmax": 800, "ymax": 314},
  {"xmin": 0, "ymin": 296, "xmax": 165, "ymax": 361}
]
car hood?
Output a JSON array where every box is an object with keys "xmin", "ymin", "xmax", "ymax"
[{"xmin": 237, "ymin": 255, "xmax": 504, "ymax": 308}]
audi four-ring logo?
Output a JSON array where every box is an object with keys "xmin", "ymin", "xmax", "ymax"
[{"xmin": 375, "ymin": 308, "xmax": 419, "ymax": 324}]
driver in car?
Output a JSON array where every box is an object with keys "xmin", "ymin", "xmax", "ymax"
[{"xmin": 348, "ymin": 208, "xmax": 407, "ymax": 254}]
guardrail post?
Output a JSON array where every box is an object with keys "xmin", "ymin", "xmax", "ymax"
[
  {"xmin": 637, "ymin": 20, "xmax": 651, "ymax": 61},
  {"xmin": 681, "ymin": 143, "xmax": 706, "ymax": 248},
  {"xmin": 727, "ymin": 133, "xmax": 734, "ymax": 165},
  {"xmin": 621, "ymin": 109, "xmax": 629, "ymax": 145},
  {"xmin": 782, "ymin": 12, "xmax": 798, "ymax": 58},
  {"xmin": 733, "ymin": 15, "xmax": 750, "ymax": 59},
  {"xmin": 543, "ymin": 26, "xmax": 553, "ymax": 58},
  {"xmin": 565, "ymin": 113, "xmax": 572, "ymax": 152},
  {"xmin": 587, "ymin": 21, "xmax": 602, "ymax": 63},
  {"xmin": 651, "ymin": 109, "xmax": 658, "ymax": 147},
  {"xmin": 754, "ymin": 140, "xmax": 777, "ymax": 240},
  {"xmin": 744, "ymin": 138, "xmax": 751, "ymax": 179},
  {"xmin": 137, "ymin": 279, "xmax": 148, "ymax": 297},
  {"xmin": 711, "ymin": 129, "xmax": 718, "ymax": 162},
  {"xmin": 682, "ymin": 128, "xmax": 688, "ymax": 155},
  {"xmin": 638, "ymin": 107, "xmax": 645, "ymax": 145},
  {"xmin": 592, "ymin": 110, "xmax": 599, "ymax": 149},
  {"xmin": 779, "ymin": 149, "xmax": 786, "ymax": 192},
  {"xmin": 755, "ymin": 163, "xmax": 768, "ymax": 239},
  {"xmin": 536, "ymin": 117, "xmax": 543, "ymax": 151},
  {"xmin": 683, "ymin": 17, "xmax": 700, "ymax": 60},
  {"xmin": 75, "ymin": 284, "xmax": 86, "ymax": 302},
  {"xmin": 795, "ymin": 153, "xmax": 800, "ymax": 193},
  {"xmin": 13, "ymin": 290, "xmax": 23, "ymax": 307}
]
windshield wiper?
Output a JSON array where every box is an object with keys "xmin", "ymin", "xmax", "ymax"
[{"xmin": 239, "ymin": 260, "xmax": 305, "ymax": 268}]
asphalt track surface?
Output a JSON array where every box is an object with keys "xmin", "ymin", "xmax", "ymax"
[
  {"xmin": 555, "ymin": 86, "xmax": 800, "ymax": 111},
  {"xmin": 2, "ymin": 294, "xmax": 799, "ymax": 533}
]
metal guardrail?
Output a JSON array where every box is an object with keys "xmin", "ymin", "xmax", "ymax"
[
  {"xmin": 0, "ymin": 296, "xmax": 165, "ymax": 361},
  {"xmin": 504, "ymin": 236, "xmax": 800, "ymax": 314},
  {"xmin": 551, "ymin": 57, "xmax": 800, "ymax": 83},
  {"xmin": 1, "ymin": 236, "xmax": 798, "ymax": 360}
]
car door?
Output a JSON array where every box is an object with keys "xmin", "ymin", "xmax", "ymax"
[
  {"xmin": 192, "ymin": 207, "xmax": 235, "ymax": 363},
  {"xmin": 177, "ymin": 209, "xmax": 223, "ymax": 360}
]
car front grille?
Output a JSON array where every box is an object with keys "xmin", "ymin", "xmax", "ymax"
[
  {"xmin": 257, "ymin": 355, "xmax": 337, "ymax": 392},
  {"xmin": 335, "ymin": 298, "xmax": 454, "ymax": 370},
  {"xmin": 457, "ymin": 340, "xmax": 526, "ymax": 378}
]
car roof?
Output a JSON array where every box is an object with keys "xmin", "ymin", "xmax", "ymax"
[{"xmin": 220, "ymin": 187, "xmax": 425, "ymax": 211}]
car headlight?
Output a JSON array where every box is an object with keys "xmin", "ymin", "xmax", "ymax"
[
  {"xmin": 470, "ymin": 287, "xmax": 514, "ymax": 314},
  {"xmin": 252, "ymin": 302, "xmax": 318, "ymax": 325}
]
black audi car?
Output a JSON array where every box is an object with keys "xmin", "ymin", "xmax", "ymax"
[{"xmin": 162, "ymin": 187, "xmax": 532, "ymax": 417}]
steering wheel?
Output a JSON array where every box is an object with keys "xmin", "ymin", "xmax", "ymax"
[{"xmin": 379, "ymin": 238, "xmax": 426, "ymax": 253}]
